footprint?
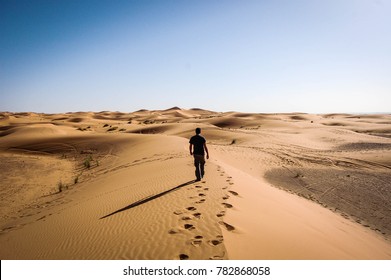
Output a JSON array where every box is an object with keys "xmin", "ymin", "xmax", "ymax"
[
  {"xmin": 222, "ymin": 202, "xmax": 233, "ymax": 208},
  {"xmin": 222, "ymin": 186, "xmax": 228, "ymax": 190},
  {"xmin": 222, "ymin": 195, "xmax": 230, "ymax": 200},
  {"xmin": 168, "ymin": 229, "xmax": 180, "ymax": 234},
  {"xmin": 191, "ymin": 236, "xmax": 203, "ymax": 247},
  {"xmin": 174, "ymin": 210, "xmax": 183, "ymax": 215},
  {"xmin": 209, "ymin": 255, "xmax": 224, "ymax": 260},
  {"xmin": 184, "ymin": 224, "xmax": 195, "ymax": 230},
  {"xmin": 228, "ymin": 190, "xmax": 239, "ymax": 196},
  {"xmin": 204, "ymin": 187, "xmax": 209, "ymax": 191},
  {"xmin": 216, "ymin": 211, "xmax": 225, "ymax": 217},
  {"xmin": 219, "ymin": 221, "xmax": 236, "ymax": 231},
  {"xmin": 198, "ymin": 193, "xmax": 206, "ymax": 197},
  {"xmin": 181, "ymin": 216, "xmax": 192, "ymax": 221},
  {"xmin": 179, "ymin": 254, "xmax": 189, "ymax": 260},
  {"xmin": 193, "ymin": 213, "xmax": 201, "ymax": 219},
  {"xmin": 186, "ymin": 207, "xmax": 196, "ymax": 211},
  {"xmin": 195, "ymin": 199, "xmax": 206, "ymax": 204},
  {"xmin": 208, "ymin": 239, "xmax": 223, "ymax": 246},
  {"xmin": 195, "ymin": 186, "xmax": 202, "ymax": 189},
  {"xmin": 191, "ymin": 240, "xmax": 202, "ymax": 247}
]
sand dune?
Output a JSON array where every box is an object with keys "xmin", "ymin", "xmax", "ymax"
[{"xmin": 0, "ymin": 109, "xmax": 391, "ymax": 259}]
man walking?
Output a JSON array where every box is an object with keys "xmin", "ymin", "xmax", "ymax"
[{"xmin": 189, "ymin": 128, "xmax": 209, "ymax": 181}]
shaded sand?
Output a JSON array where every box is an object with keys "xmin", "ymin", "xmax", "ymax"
[{"xmin": 0, "ymin": 109, "xmax": 390, "ymax": 259}]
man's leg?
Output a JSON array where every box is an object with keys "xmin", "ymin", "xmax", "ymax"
[
  {"xmin": 194, "ymin": 155, "xmax": 201, "ymax": 181},
  {"xmin": 194, "ymin": 155, "xmax": 205, "ymax": 180},
  {"xmin": 200, "ymin": 156, "xmax": 206, "ymax": 178}
]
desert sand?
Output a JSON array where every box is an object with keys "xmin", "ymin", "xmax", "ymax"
[{"xmin": 0, "ymin": 108, "xmax": 390, "ymax": 259}]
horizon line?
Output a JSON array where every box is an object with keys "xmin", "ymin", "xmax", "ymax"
[{"xmin": 1, "ymin": 108, "xmax": 391, "ymax": 116}]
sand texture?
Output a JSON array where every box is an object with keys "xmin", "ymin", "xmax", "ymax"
[{"xmin": 0, "ymin": 108, "xmax": 391, "ymax": 259}]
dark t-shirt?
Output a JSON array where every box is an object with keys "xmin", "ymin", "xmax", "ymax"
[{"xmin": 189, "ymin": 134, "xmax": 206, "ymax": 155}]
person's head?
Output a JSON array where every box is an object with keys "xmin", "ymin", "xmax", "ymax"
[{"xmin": 195, "ymin": 127, "xmax": 201, "ymax": 135}]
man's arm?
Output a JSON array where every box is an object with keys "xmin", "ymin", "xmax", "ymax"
[
  {"xmin": 189, "ymin": 143, "xmax": 193, "ymax": 155},
  {"xmin": 204, "ymin": 143, "xmax": 209, "ymax": 159}
]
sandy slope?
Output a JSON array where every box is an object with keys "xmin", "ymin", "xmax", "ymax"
[{"xmin": 0, "ymin": 109, "xmax": 390, "ymax": 259}]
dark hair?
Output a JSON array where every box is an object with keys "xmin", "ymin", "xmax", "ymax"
[{"xmin": 195, "ymin": 127, "xmax": 201, "ymax": 134}]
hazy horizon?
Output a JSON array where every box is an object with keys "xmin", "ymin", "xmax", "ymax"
[
  {"xmin": 1, "ymin": 0, "xmax": 390, "ymax": 114},
  {"xmin": 1, "ymin": 106, "xmax": 390, "ymax": 116}
]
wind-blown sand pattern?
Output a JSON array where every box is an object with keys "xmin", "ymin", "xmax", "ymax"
[{"xmin": 0, "ymin": 108, "xmax": 390, "ymax": 259}]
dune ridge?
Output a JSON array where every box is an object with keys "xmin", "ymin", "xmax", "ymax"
[{"xmin": 0, "ymin": 108, "xmax": 391, "ymax": 259}]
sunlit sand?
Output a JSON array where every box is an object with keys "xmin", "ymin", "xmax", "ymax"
[{"xmin": 1, "ymin": 108, "xmax": 390, "ymax": 259}]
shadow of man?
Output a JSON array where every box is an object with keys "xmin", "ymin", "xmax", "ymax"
[{"xmin": 100, "ymin": 180, "xmax": 197, "ymax": 219}]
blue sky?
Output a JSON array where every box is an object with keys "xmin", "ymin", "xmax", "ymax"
[{"xmin": 1, "ymin": 0, "xmax": 390, "ymax": 113}]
